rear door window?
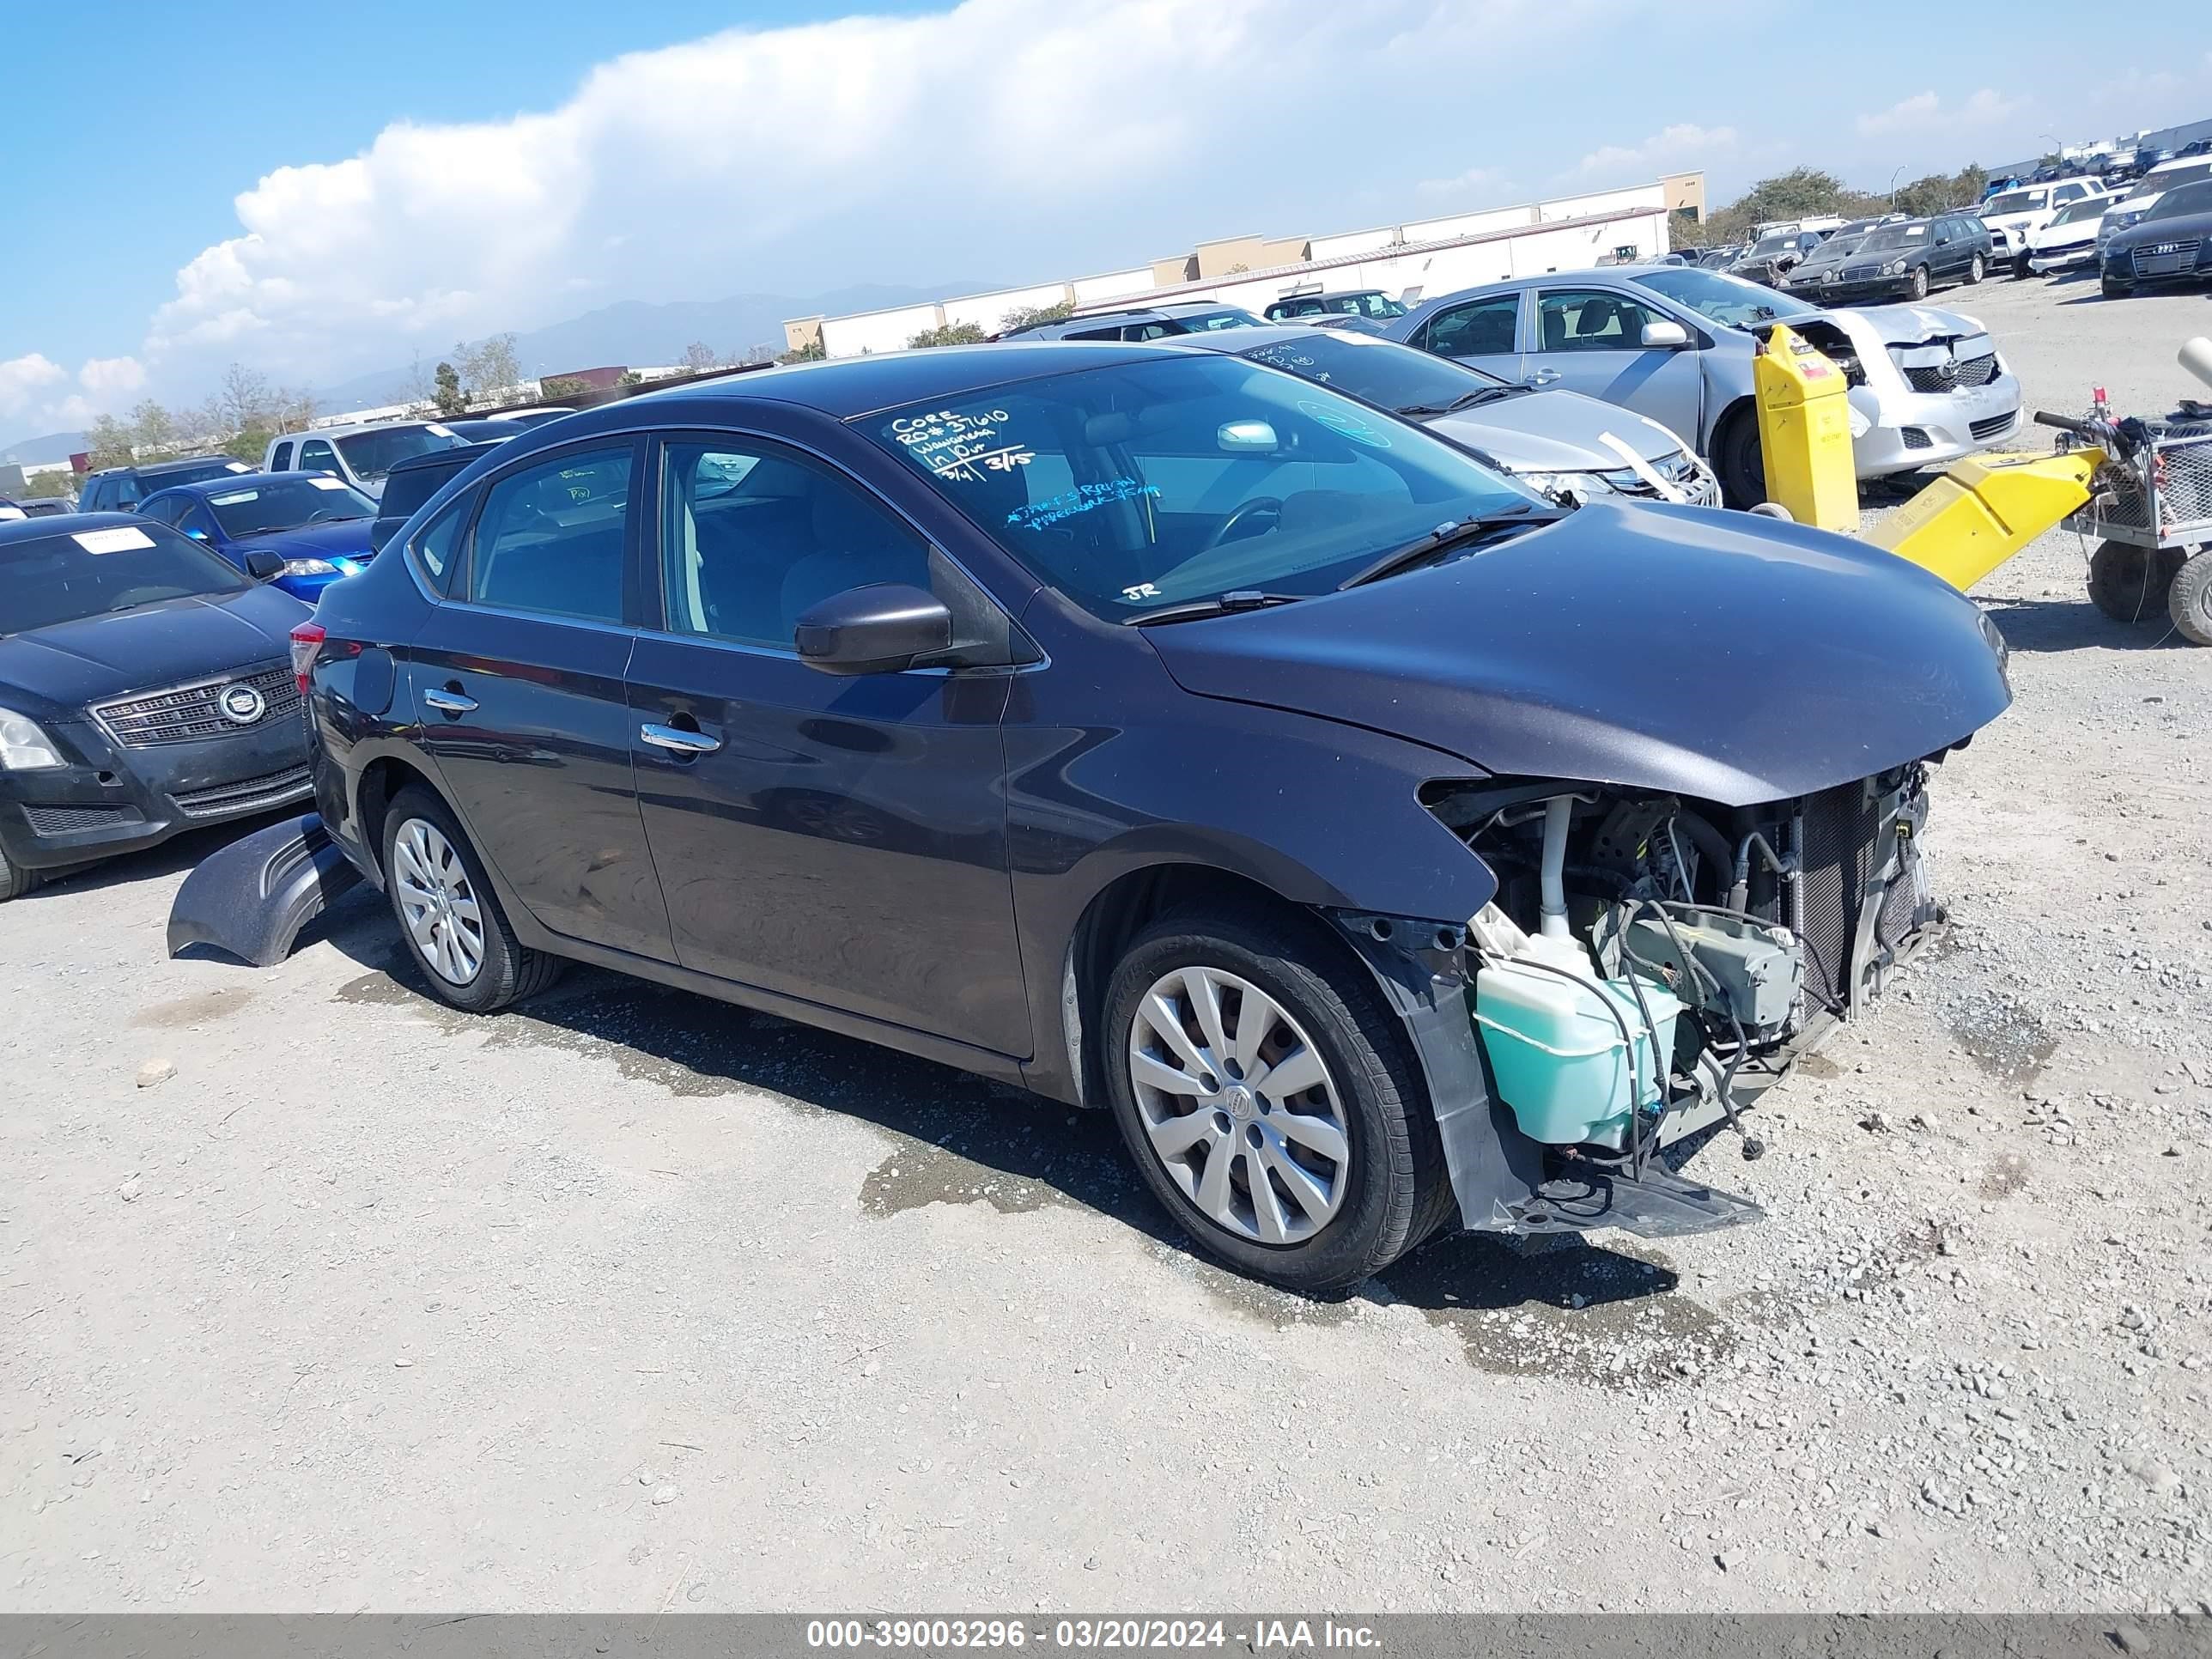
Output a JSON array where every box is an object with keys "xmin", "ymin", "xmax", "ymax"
[
  {"xmin": 1419, "ymin": 295, "xmax": 1520, "ymax": 357},
  {"xmin": 466, "ymin": 445, "xmax": 636, "ymax": 623}
]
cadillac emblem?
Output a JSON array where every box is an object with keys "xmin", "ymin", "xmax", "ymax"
[{"xmin": 217, "ymin": 683, "xmax": 267, "ymax": 726}]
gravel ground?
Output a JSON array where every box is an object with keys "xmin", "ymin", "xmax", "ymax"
[{"xmin": 3, "ymin": 273, "xmax": 2209, "ymax": 1614}]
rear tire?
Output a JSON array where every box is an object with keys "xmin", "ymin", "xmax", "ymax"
[
  {"xmin": 2169, "ymin": 551, "xmax": 2212, "ymax": 646},
  {"xmin": 380, "ymin": 787, "xmax": 564, "ymax": 1012},
  {"xmin": 1101, "ymin": 909, "xmax": 1453, "ymax": 1294},
  {"xmin": 2087, "ymin": 540, "xmax": 2185, "ymax": 624},
  {"xmin": 1967, "ymin": 252, "xmax": 1985, "ymax": 284},
  {"xmin": 1715, "ymin": 409, "xmax": 1766, "ymax": 510}
]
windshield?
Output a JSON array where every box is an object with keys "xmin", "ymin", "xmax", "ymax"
[
  {"xmin": 869, "ymin": 355, "xmax": 1540, "ymax": 621},
  {"xmin": 2126, "ymin": 163, "xmax": 2212, "ymax": 201},
  {"xmin": 1170, "ymin": 308, "xmax": 1262, "ymax": 333},
  {"xmin": 203, "ymin": 476, "xmax": 375, "ymax": 535},
  {"xmin": 2050, "ymin": 198, "xmax": 2107, "ymax": 227},
  {"xmin": 0, "ymin": 522, "xmax": 248, "ymax": 635},
  {"xmin": 1629, "ymin": 267, "xmax": 1814, "ymax": 328},
  {"xmin": 1984, "ymin": 191, "xmax": 2043, "ymax": 216},
  {"xmin": 2148, "ymin": 180, "xmax": 2212, "ymax": 221},
  {"xmin": 334, "ymin": 423, "xmax": 462, "ymax": 483},
  {"xmin": 1233, "ymin": 332, "xmax": 1507, "ymax": 414},
  {"xmin": 1747, "ymin": 232, "xmax": 1796, "ymax": 256},
  {"xmin": 1858, "ymin": 222, "xmax": 1932, "ymax": 253}
]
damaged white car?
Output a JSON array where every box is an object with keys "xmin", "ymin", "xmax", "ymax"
[{"xmin": 1387, "ymin": 266, "xmax": 2024, "ymax": 507}]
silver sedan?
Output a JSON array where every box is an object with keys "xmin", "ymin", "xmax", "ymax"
[{"xmin": 1384, "ymin": 267, "xmax": 2023, "ymax": 507}]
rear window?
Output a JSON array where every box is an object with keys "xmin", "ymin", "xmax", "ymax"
[
  {"xmin": 0, "ymin": 523, "xmax": 249, "ymax": 636},
  {"xmin": 333, "ymin": 422, "xmax": 463, "ymax": 483}
]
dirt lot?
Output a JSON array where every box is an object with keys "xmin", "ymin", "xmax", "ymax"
[{"xmin": 4, "ymin": 273, "xmax": 2209, "ymax": 1614}]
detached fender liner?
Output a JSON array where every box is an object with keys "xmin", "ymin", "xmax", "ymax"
[{"xmin": 166, "ymin": 812, "xmax": 364, "ymax": 968}]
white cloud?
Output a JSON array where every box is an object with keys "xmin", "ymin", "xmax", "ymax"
[
  {"xmin": 140, "ymin": 0, "xmax": 1623, "ymax": 386},
  {"xmin": 0, "ymin": 353, "xmax": 69, "ymax": 418},
  {"xmin": 1416, "ymin": 165, "xmax": 1505, "ymax": 200},
  {"xmin": 1856, "ymin": 88, "xmax": 2023, "ymax": 137},
  {"xmin": 1573, "ymin": 123, "xmax": 1736, "ymax": 179},
  {"xmin": 78, "ymin": 356, "xmax": 146, "ymax": 398}
]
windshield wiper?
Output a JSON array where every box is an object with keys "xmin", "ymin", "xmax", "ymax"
[
  {"xmin": 1336, "ymin": 507, "xmax": 1548, "ymax": 592},
  {"xmin": 1125, "ymin": 590, "xmax": 1304, "ymax": 627},
  {"xmin": 1397, "ymin": 387, "xmax": 1516, "ymax": 416}
]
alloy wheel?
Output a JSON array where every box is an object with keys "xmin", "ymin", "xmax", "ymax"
[
  {"xmin": 392, "ymin": 817, "xmax": 486, "ymax": 986},
  {"xmin": 1125, "ymin": 966, "xmax": 1350, "ymax": 1245}
]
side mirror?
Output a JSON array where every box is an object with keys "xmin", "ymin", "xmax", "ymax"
[
  {"xmin": 794, "ymin": 583, "xmax": 952, "ymax": 676},
  {"xmin": 185, "ymin": 526, "xmax": 210, "ymax": 541},
  {"xmin": 1641, "ymin": 319, "xmax": 1691, "ymax": 349},
  {"xmin": 243, "ymin": 550, "xmax": 286, "ymax": 581}
]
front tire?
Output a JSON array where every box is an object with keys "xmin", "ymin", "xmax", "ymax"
[
  {"xmin": 380, "ymin": 787, "xmax": 563, "ymax": 1012},
  {"xmin": 0, "ymin": 843, "xmax": 34, "ymax": 903},
  {"xmin": 2102, "ymin": 274, "xmax": 2133, "ymax": 300},
  {"xmin": 1102, "ymin": 910, "xmax": 1452, "ymax": 1293},
  {"xmin": 2170, "ymin": 551, "xmax": 2212, "ymax": 646},
  {"xmin": 1907, "ymin": 264, "xmax": 1930, "ymax": 301},
  {"xmin": 1715, "ymin": 409, "xmax": 1766, "ymax": 510}
]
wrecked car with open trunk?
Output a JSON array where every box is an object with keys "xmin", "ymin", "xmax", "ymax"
[{"xmin": 169, "ymin": 343, "xmax": 2014, "ymax": 1293}]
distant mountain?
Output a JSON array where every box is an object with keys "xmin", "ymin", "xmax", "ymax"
[
  {"xmin": 313, "ymin": 280, "xmax": 997, "ymax": 412},
  {"xmin": 1, "ymin": 431, "xmax": 88, "ymax": 468}
]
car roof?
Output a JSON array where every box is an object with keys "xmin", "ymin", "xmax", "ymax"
[
  {"xmin": 283, "ymin": 417, "xmax": 454, "ymax": 441},
  {"xmin": 85, "ymin": 453, "xmax": 241, "ymax": 480},
  {"xmin": 603, "ymin": 340, "xmax": 1186, "ymax": 422},
  {"xmin": 139, "ymin": 469, "xmax": 352, "ymax": 501},
  {"xmin": 1161, "ymin": 322, "xmax": 1366, "ymax": 355},
  {"xmin": 0, "ymin": 510, "xmax": 152, "ymax": 545}
]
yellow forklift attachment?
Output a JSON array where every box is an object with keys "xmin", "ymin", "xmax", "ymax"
[{"xmin": 1865, "ymin": 448, "xmax": 2104, "ymax": 592}]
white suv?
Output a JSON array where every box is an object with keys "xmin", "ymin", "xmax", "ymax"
[
  {"xmin": 264, "ymin": 419, "xmax": 464, "ymax": 502},
  {"xmin": 1978, "ymin": 178, "xmax": 2109, "ymax": 277}
]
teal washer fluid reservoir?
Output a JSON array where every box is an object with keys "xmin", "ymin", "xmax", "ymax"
[{"xmin": 1470, "ymin": 918, "xmax": 1682, "ymax": 1149}]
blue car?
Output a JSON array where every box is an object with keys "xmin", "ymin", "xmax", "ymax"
[{"xmin": 136, "ymin": 471, "xmax": 379, "ymax": 600}]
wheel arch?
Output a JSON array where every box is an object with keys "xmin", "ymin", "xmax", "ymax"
[{"xmin": 355, "ymin": 752, "xmax": 446, "ymax": 877}]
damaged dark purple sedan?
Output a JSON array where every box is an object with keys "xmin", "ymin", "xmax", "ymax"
[{"xmin": 171, "ymin": 343, "xmax": 2011, "ymax": 1291}]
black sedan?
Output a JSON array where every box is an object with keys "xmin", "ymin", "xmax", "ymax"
[
  {"xmin": 179, "ymin": 343, "xmax": 2010, "ymax": 1292},
  {"xmin": 2103, "ymin": 179, "xmax": 2212, "ymax": 297},
  {"xmin": 0, "ymin": 514, "xmax": 313, "ymax": 898}
]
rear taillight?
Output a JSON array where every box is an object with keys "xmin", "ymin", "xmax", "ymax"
[{"xmin": 289, "ymin": 622, "xmax": 327, "ymax": 694}]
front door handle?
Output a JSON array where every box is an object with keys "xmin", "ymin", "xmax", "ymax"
[
  {"xmin": 1528, "ymin": 367, "xmax": 1562, "ymax": 386},
  {"xmin": 640, "ymin": 722, "xmax": 721, "ymax": 756},
  {"xmin": 422, "ymin": 688, "xmax": 477, "ymax": 714}
]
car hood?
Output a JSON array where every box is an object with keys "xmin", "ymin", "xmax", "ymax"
[
  {"xmin": 234, "ymin": 519, "xmax": 376, "ymax": 563},
  {"xmin": 1808, "ymin": 302, "xmax": 1993, "ymax": 356},
  {"xmin": 1425, "ymin": 389, "xmax": 1682, "ymax": 472},
  {"xmin": 1142, "ymin": 501, "xmax": 2011, "ymax": 807},
  {"xmin": 0, "ymin": 582, "xmax": 309, "ymax": 716},
  {"xmin": 2029, "ymin": 220, "xmax": 2100, "ymax": 247}
]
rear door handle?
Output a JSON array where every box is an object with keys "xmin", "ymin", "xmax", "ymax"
[
  {"xmin": 422, "ymin": 689, "xmax": 477, "ymax": 714},
  {"xmin": 640, "ymin": 722, "xmax": 721, "ymax": 756}
]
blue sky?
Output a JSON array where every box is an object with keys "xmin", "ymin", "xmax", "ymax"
[{"xmin": 3, "ymin": 0, "xmax": 2207, "ymax": 439}]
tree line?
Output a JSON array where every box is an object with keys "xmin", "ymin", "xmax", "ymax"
[{"xmin": 1690, "ymin": 164, "xmax": 1992, "ymax": 248}]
